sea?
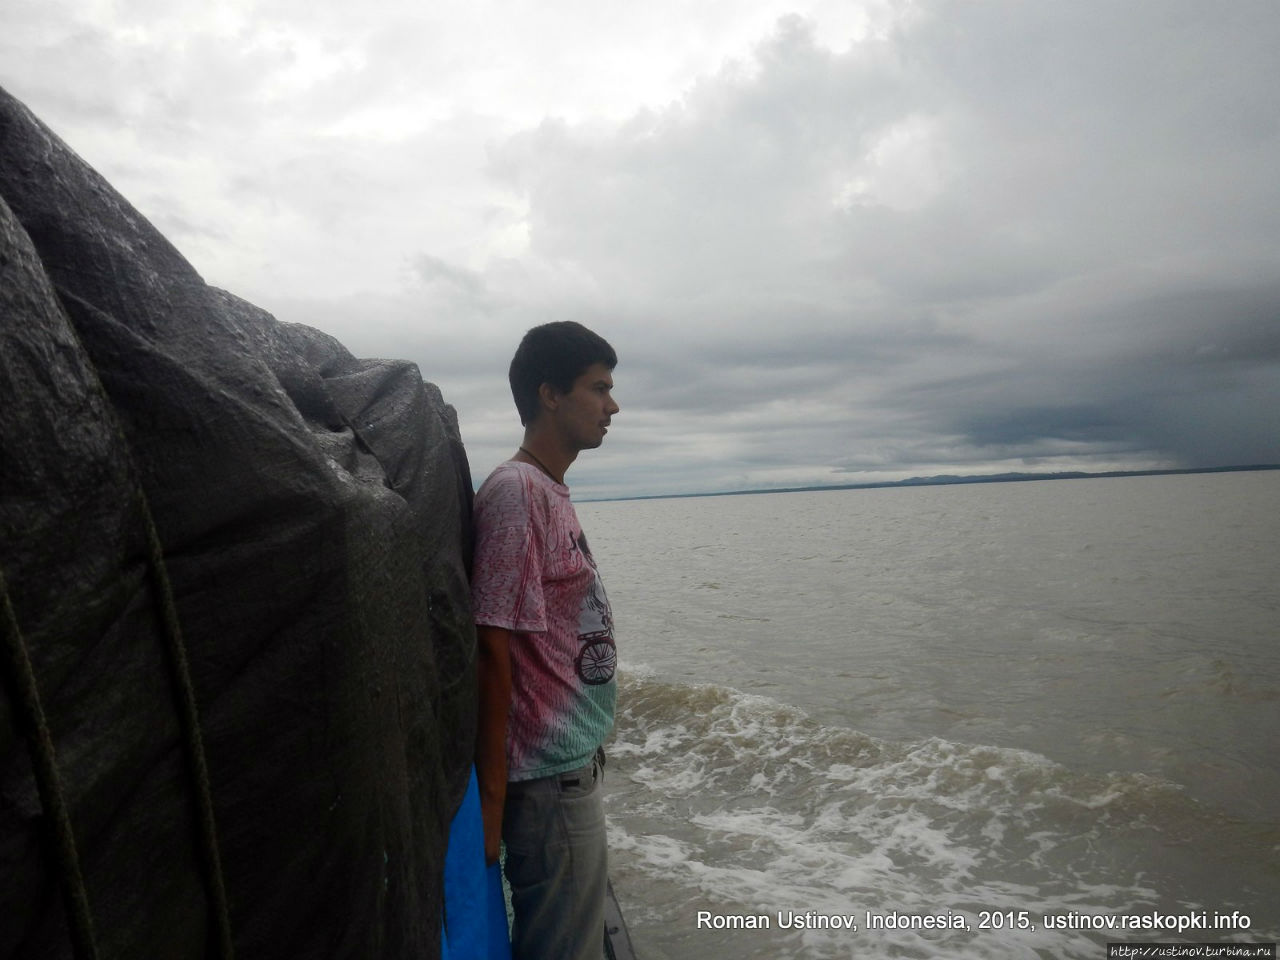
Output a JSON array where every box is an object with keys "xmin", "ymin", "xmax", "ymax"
[{"xmin": 574, "ymin": 470, "xmax": 1280, "ymax": 960}]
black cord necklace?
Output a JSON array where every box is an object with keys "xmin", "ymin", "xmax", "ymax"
[{"xmin": 518, "ymin": 446, "xmax": 561, "ymax": 483}]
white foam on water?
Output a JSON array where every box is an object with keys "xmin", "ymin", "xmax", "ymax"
[{"xmin": 604, "ymin": 672, "xmax": 1274, "ymax": 959}]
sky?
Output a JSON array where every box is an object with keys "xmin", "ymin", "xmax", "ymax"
[{"xmin": 3, "ymin": 0, "xmax": 1279, "ymax": 499}]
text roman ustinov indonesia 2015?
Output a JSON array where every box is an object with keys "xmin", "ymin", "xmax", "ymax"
[{"xmin": 694, "ymin": 908, "xmax": 1260, "ymax": 936}]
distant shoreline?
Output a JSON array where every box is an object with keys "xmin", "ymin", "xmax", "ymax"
[{"xmin": 584, "ymin": 463, "xmax": 1280, "ymax": 504}]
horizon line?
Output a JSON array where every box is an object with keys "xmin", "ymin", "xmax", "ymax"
[{"xmin": 578, "ymin": 463, "xmax": 1280, "ymax": 504}]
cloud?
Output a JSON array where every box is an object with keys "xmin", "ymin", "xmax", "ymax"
[
  {"xmin": 3, "ymin": 0, "xmax": 1278, "ymax": 498},
  {"xmin": 461, "ymin": 5, "xmax": 1280, "ymax": 493}
]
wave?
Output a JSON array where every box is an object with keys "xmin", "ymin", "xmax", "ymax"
[{"xmin": 604, "ymin": 667, "xmax": 1279, "ymax": 959}]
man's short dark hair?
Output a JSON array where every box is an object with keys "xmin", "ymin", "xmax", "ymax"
[{"xmin": 509, "ymin": 321, "xmax": 617, "ymax": 426}]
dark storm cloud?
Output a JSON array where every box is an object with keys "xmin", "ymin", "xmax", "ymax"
[{"xmin": 901, "ymin": 280, "xmax": 1280, "ymax": 469}]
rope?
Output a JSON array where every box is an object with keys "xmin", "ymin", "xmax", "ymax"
[
  {"xmin": 21, "ymin": 289, "xmax": 237, "ymax": 958},
  {"xmin": 137, "ymin": 490, "xmax": 236, "ymax": 960},
  {"xmin": 0, "ymin": 569, "xmax": 100, "ymax": 960}
]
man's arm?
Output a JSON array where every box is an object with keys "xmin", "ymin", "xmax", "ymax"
[{"xmin": 475, "ymin": 624, "xmax": 513, "ymax": 865}]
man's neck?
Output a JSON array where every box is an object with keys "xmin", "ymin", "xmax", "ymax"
[{"xmin": 515, "ymin": 435, "xmax": 575, "ymax": 485}]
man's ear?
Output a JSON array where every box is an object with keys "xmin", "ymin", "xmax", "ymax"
[{"xmin": 537, "ymin": 381, "xmax": 560, "ymax": 412}]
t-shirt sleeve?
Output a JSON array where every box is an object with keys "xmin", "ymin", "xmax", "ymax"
[{"xmin": 471, "ymin": 471, "xmax": 547, "ymax": 632}]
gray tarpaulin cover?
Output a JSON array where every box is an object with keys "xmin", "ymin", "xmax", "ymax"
[{"xmin": 0, "ymin": 85, "xmax": 476, "ymax": 959}]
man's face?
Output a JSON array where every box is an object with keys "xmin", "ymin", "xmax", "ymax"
[{"xmin": 553, "ymin": 362, "xmax": 619, "ymax": 451}]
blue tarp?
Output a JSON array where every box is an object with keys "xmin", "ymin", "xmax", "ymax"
[{"xmin": 442, "ymin": 767, "xmax": 511, "ymax": 960}]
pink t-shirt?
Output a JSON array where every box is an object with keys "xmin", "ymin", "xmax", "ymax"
[{"xmin": 471, "ymin": 461, "xmax": 617, "ymax": 781}]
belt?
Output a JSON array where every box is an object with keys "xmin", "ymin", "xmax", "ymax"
[{"xmin": 510, "ymin": 746, "xmax": 606, "ymax": 790}]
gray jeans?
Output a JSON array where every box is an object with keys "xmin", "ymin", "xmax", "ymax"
[{"xmin": 502, "ymin": 754, "xmax": 607, "ymax": 960}]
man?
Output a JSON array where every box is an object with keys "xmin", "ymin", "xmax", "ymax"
[{"xmin": 471, "ymin": 321, "xmax": 621, "ymax": 960}]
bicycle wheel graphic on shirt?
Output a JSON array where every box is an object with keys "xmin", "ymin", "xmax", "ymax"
[{"xmin": 576, "ymin": 631, "xmax": 617, "ymax": 685}]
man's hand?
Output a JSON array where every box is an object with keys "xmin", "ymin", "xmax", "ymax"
[
  {"xmin": 475, "ymin": 625, "xmax": 512, "ymax": 865},
  {"xmin": 479, "ymin": 789, "xmax": 505, "ymax": 865}
]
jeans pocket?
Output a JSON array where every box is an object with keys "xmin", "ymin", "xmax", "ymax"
[{"xmin": 556, "ymin": 761, "xmax": 598, "ymax": 800}]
